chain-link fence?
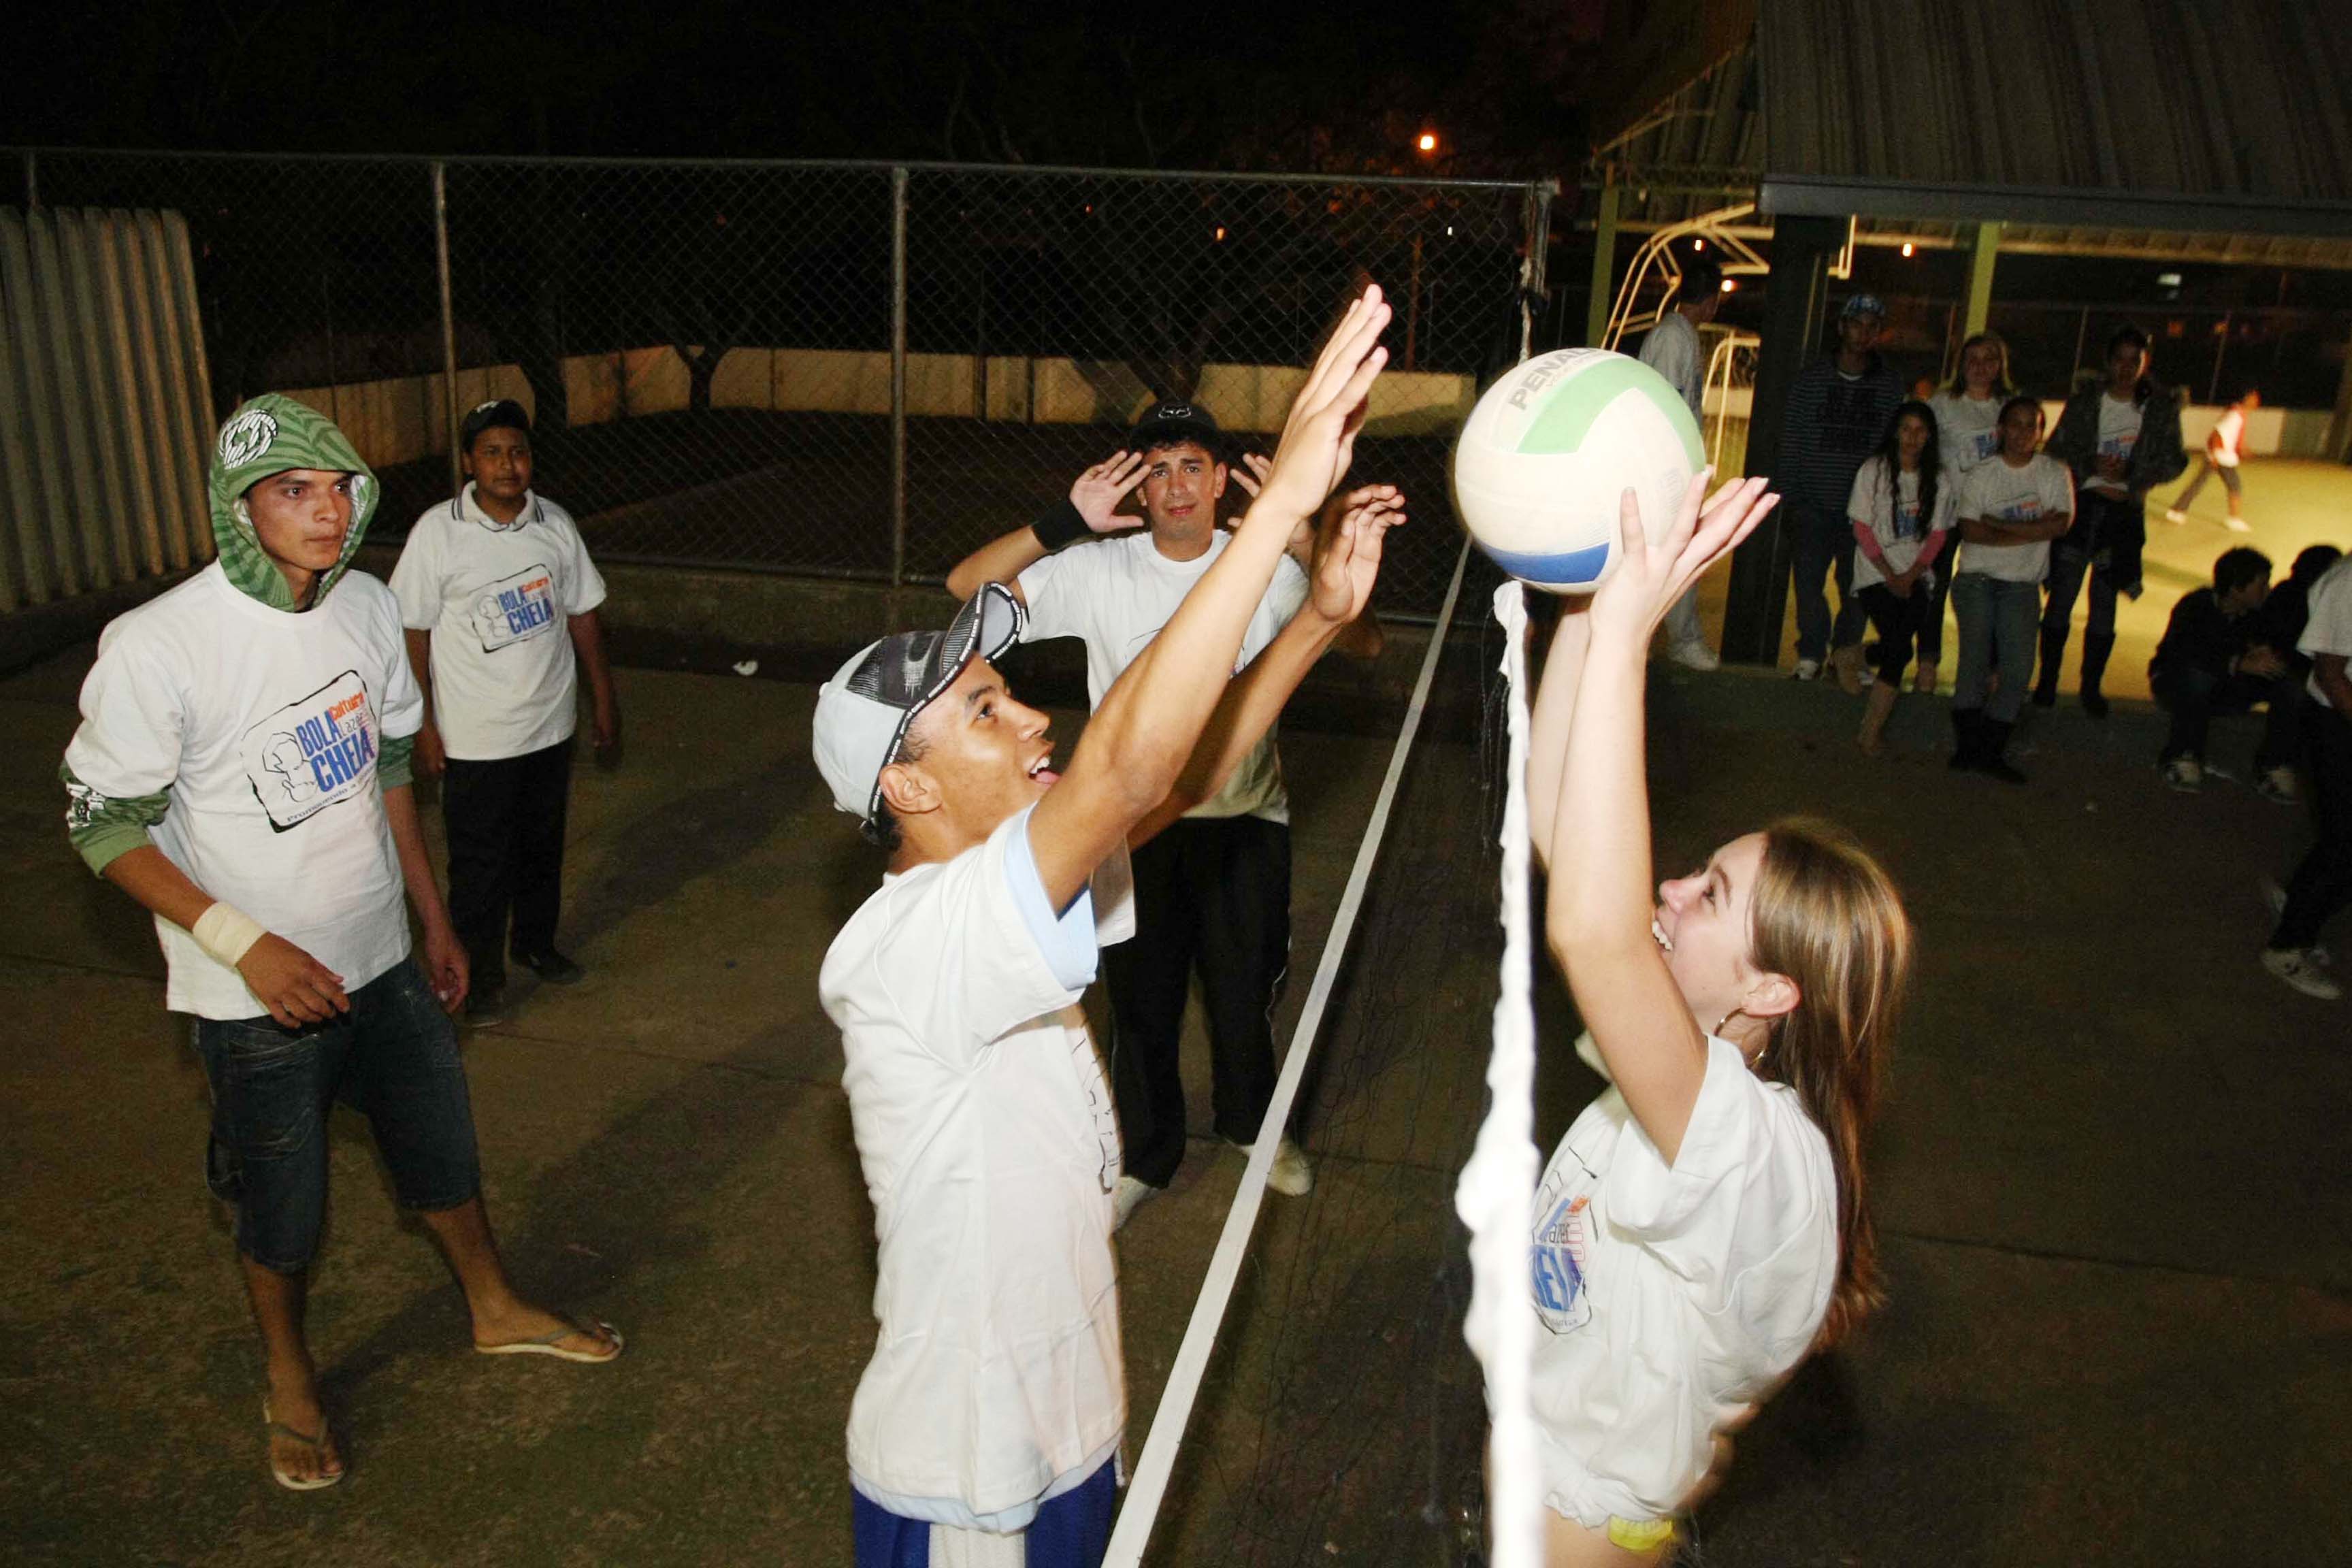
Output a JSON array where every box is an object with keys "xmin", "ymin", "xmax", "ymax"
[{"xmin": 9, "ymin": 150, "xmax": 1552, "ymax": 617}]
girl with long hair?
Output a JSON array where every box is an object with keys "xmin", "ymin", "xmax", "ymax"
[
  {"xmin": 1920, "ymin": 332, "xmax": 2015, "ymax": 692},
  {"xmin": 1523, "ymin": 474, "xmax": 1914, "ymax": 1564},
  {"xmin": 1850, "ymin": 402, "xmax": 1956, "ymax": 754}
]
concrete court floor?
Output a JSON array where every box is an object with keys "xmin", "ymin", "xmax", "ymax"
[{"xmin": 3, "ymin": 582, "xmax": 2350, "ymax": 1565}]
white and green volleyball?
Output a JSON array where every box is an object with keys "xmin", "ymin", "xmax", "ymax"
[{"xmin": 1451, "ymin": 348, "xmax": 1705, "ymax": 594}]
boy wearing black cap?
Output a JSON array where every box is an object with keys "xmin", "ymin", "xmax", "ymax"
[
  {"xmin": 947, "ymin": 399, "xmax": 1331, "ymax": 1220},
  {"xmin": 391, "ymin": 400, "xmax": 617, "ymax": 1023},
  {"xmin": 817, "ymin": 290, "xmax": 1396, "ymax": 1565}
]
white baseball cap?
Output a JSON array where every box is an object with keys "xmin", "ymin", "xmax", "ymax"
[{"xmin": 811, "ymin": 583, "xmax": 1025, "ymax": 830}]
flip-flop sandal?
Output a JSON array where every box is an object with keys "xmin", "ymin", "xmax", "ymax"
[
  {"xmin": 262, "ymin": 1397, "xmax": 346, "ymax": 1492},
  {"xmin": 474, "ymin": 1316, "xmax": 623, "ymax": 1363}
]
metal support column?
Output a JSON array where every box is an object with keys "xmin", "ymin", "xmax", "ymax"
[
  {"xmin": 1584, "ymin": 178, "xmax": 1619, "ymax": 348},
  {"xmin": 1720, "ymin": 214, "xmax": 1843, "ymax": 666},
  {"xmin": 1962, "ymin": 220, "xmax": 2001, "ymax": 337},
  {"xmin": 431, "ymin": 162, "xmax": 463, "ymax": 497},
  {"xmin": 888, "ymin": 166, "xmax": 909, "ymax": 632},
  {"xmin": 2327, "ymin": 322, "xmax": 2352, "ymax": 463}
]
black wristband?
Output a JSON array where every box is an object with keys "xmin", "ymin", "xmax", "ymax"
[{"xmin": 1031, "ymin": 497, "xmax": 1091, "ymax": 552}]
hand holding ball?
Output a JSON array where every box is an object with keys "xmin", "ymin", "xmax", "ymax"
[{"xmin": 1452, "ymin": 349, "xmax": 1706, "ymax": 594}]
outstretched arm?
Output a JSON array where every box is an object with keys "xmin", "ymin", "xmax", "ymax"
[
  {"xmin": 944, "ymin": 451, "xmax": 1150, "ymax": 602},
  {"xmin": 1543, "ymin": 474, "xmax": 1777, "ymax": 1165},
  {"xmin": 1132, "ymin": 489, "xmax": 1403, "ymax": 845},
  {"xmin": 1027, "ymin": 289, "xmax": 1392, "ymax": 907}
]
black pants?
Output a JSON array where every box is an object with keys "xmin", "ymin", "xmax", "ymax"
[
  {"xmin": 1102, "ymin": 815, "xmax": 1290, "ymax": 1188},
  {"xmin": 2150, "ymin": 662, "xmax": 2305, "ymax": 770},
  {"xmin": 442, "ymin": 738, "xmax": 574, "ymax": 991},
  {"xmin": 2272, "ymin": 700, "xmax": 2352, "ymax": 951},
  {"xmin": 1857, "ymin": 581, "xmax": 1931, "ymax": 685},
  {"xmin": 1916, "ymin": 562, "xmax": 1954, "ymax": 668}
]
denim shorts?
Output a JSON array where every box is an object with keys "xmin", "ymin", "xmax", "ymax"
[{"xmin": 193, "ymin": 958, "xmax": 483, "ymax": 1273}]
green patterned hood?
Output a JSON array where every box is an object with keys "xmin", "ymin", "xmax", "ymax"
[{"xmin": 207, "ymin": 393, "xmax": 378, "ymax": 611}]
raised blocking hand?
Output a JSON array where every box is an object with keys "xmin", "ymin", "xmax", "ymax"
[
  {"xmin": 1071, "ymin": 451, "xmax": 1150, "ymax": 532},
  {"xmin": 1307, "ymin": 488, "xmax": 1407, "ymax": 623}
]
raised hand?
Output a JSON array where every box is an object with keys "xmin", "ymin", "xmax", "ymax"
[
  {"xmin": 1071, "ymin": 451, "xmax": 1150, "ymax": 532},
  {"xmin": 1229, "ymin": 451, "xmax": 1275, "ymax": 499},
  {"xmin": 1307, "ymin": 488, "xmax": 1407, "ymax": 623},
  {"xmin": 1248, "ymin": 287, "xmax": 1392, "ymax": 525},
  {"xmin": 1587, "ymin": 470, "xmax": 1778, "ymax": 648}
]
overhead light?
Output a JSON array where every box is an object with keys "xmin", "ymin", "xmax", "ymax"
[
  {"xmin": 1900, "ymin": 242, "xmax": 1914, "ymax": 257},
  {"xmin": 1214, "ymin": 226, "xmax": 1226, "ymax": 242},
  {"xmin": 1720, "ymin": 278, "xmax": 1737, "ymax": 293},
  {"xmin": 2157, "ymin": 272, "xmax": 2183, "ymax": 288},
  {"xmin": 1693, "ymin": 239, "xmax": 1705, "ymax": 251},
  {"xmin": 1417, "ymin": 132, "xmax": 1437, "ymax": 153}
]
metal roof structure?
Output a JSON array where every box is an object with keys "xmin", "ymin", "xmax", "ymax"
[{"xmin": 1596, "ymin": 0, "xmax": 2352, "ymax": 267}]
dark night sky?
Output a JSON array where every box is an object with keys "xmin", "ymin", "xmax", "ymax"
[{"xmin": 5, "ymin": 0, "xmax": 1604, "ymax": 175}]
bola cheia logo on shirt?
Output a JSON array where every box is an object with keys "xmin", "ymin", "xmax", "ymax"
[
  {"xmin": 1529, "ymin": 1161, "xmax": 1596, "ymax": 1335},
  {"xmin": 239, "ymin": 671, "xmax": 380, "ymax": 831},
  {"xmin": 470, "ymin": 563, "xmax": 561, "ymax": 653}
]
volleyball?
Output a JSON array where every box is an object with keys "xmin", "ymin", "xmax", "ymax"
[{"xmin": 1452, "ymin": 348, "xmax": 1706, "ymax": 593}]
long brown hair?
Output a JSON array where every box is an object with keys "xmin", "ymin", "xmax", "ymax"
[
  {"xmin": 1748, "ymin": 818, "xmax": 1914, "ymax": 1348},
  {"xmin": 1944, "ymin": 330, "xmax": 2016, "ymax": 399}
]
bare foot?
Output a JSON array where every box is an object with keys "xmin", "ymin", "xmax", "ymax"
[
  {"xmin": 472, "ymin": 1301, "xmax": 622, "ymax": 1362},
  {"xmin": 262, "ymin": 1367, "xmax": 344, "ymax": 1488}
]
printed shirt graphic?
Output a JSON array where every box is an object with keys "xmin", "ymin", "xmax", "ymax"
[
  {"xmin": 1848, "ymin": 459, "xmax": 1955, "ymax": 591},
  {"xmin": 1526, "ymin": 1036, "xmax": 1838, "ymax": 1529},
  {"xmin": 819, "ymin": 808, "xmax": 1124, "ymax": 1524},
  {"xmin": 61, "ymin": 564, "xmax": 421, "ymax": 1019},
  {"xmin": 1929, "ymin": 391, "xmax": 2003, "ymax": 480},
  {"xmin": 1017, "ymin": 529, "xmax": 1308, "ymax": 822},
  {"xmin": 389, "ymin": 487, "xmax": 607, "ymax": 761},
  {"xmin": 2087, "ymin": 394, "xmax": 2144, "ymax": 498},
  {"xmin": 240, "ymin": 671, "xmax": 380, "ymax": 830},
  {"xmin": 1956, "ymin": 453, "xmax": 2072, "ymax": 584},
  {"xmin": 2212, "ymin": 406, "xmax": 2246, "ymax": 465}
]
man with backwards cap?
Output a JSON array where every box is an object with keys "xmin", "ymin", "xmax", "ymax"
[
  {"xmin": 61, "ymin": 395, "xmax": 619, "ymax": 1494},
  {"xmin": 817, "ymin": 289, "xmax": 1398, "ymax": 1567},
  {"xmin": 945, "ymin": 395, "xmax": 1392, "ymax": 1223},
  {"xmin": 391, "ymin": 398, "xmax": 617, "ymax": 1025}
]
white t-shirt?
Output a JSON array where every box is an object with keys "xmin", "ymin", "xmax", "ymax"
[
  {"xmin": 1016, "ymin": 532, "xmax": 1309, "ymax": 822},
  {"xmin": 1638, "ymin": 312, "xmax": 1705, "ymax": 420},
  {"xmin": 2086, "ymin": 393, "xmax": 2144, "ymax": 499},
  {"xmin": 2212, "ymin": 406, "xmax": 2245, "ymax": 466},
  {"xmin": 1928, "ymin": 391, "xmax": 2003, "ymax": 480},
  {"xmin": 819, "ymin": 806, "xmax": 1126, "ymax": 1531},
  {"xmin": 1846, "ymin": 457, "xmax": 1955, "ymax": 591},
  {"xmin": 63, "ymin": 564, "xmax": 423, "ymax": 1019},
  {"xmin": 1528, "ymin": 1034, "xmax": 1838, "ymax": 1526},
  {"xmin": 1955, "ymin": 453, "xmax": 2073, "ymax": 584},
  {"xmin": 389, "ymin": 486, "xmax": 608, "ymax": 761},
  {"xmin": 2298, "ymin": 556, "xmax": 2352, "ymax": 708}
]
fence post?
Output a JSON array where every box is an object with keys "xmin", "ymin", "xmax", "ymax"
[
  {"xmin": 432, "ymin": 162, "xmax": 462, "ymax": 498},
  {"xmin": 889, "ymin": 165, "xmax": 909, "ymax": 630}
]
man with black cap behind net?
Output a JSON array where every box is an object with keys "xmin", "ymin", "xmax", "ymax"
[
  {"xmin": 391, "ymin": 399, "xmax": 618, "ymax": 1024},
  {"xmin": 945, "ymin": 393, "xmax": 1388, "ymax": 1224},
  {"xmin": 817, "ymin": 289, "xmax": 1399, "ymax": 1567}
]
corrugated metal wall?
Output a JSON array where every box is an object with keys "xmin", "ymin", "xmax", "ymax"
[{"xmin": 0, "ymin": 207, "xmax": 214, "ymax": 612}]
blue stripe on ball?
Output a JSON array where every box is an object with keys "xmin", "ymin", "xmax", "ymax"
[{"xmin": 1475, "ymin": 539, "xmax": 1613, "ymax": 587}]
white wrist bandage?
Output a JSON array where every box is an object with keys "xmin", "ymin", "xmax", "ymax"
[{"xmin": 191, "ymin": 902, "xmax": 267, "ymax": 968}]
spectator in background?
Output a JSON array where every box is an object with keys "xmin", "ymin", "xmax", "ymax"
[
  {"xmin": 1949, "ymin": 397, "xmax": 2072, "ymax": 783},
  {"xmin": 2166, "ymin": 390, "xmax": 2261, "ymax": 532},
  {"xmin": 1849, "ymin": 402, "xmax": 1954, "ymax": 756},
  {"xmin": 1777, "ymin": 295, "xmax": 1904, "ymax": 687},
  {"xmin": 2247, "ymin": 544, "xmax": 2347, "ymax": 804},
  {"xmin": 2038, "ymin": 327, "xmax": 2189, "ymax": 718},
  {"xmin": 2261, "ymin": 549, "xmax": 2352, "ymax": 1002},
  {"xmin": 2147, "ymin": 547, "xmax": 2281, "ymax": 793},
  {"xmin": 1638, "ymin": 250, "xmax": 1725, "ymax": 671},
  {"xmin": 1921, "ymin": 331, "xmax": 2014, "ymax": 694}
]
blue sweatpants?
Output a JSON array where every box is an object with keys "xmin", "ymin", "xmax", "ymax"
[{"xmin": 853, "ymin": 1462, "xmax": 1117, "ymax": 1568}]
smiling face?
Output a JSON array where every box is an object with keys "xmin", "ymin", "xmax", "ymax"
[
  {"xmin": 1999, "ymin": 401, "xmax": 2044, "ymax": 462},
  {"xmin": 880, "ymin": 656, "xmax": 1058, "ymax": 856},
  {"xmin": 244, "ymin": 468, "xmax": 357, "ymax": 599},
  {"xmin": 1961, "ymin": 340, "xmax": 2004, "ymax": 397},
  {"xmin": 1652, "ymin": 832, "xmax": 1780, "ymax": 1035},
  {"xmin": 1136, "ymin": 440, "xmax": 1227, "ymax": 553}
]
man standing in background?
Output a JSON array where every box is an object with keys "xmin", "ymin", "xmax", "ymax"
[
  {"xmin": 1637, "ymin": 250, "xmax": 1725, "ymax": 671},
  {"xmin": 2167, "ymin": 389, "xmax": 2259, "ymax": 532},
  {"xmin": 1776, "ymin": 295, "xmax": 1905, "ymax": 687}
]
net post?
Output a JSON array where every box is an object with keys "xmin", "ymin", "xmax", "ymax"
[
  {"xmin": 432, "ymin": 161, "xmax": 462, "ymax": 500},
  {"xmin": 888, "ymin": 165, "xmax": 909, "ymax": 632}
]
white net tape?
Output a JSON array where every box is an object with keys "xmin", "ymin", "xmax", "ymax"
[{"xmin": 1104, "ymin": 542, "xmax": 1475, "ymax": 1568}]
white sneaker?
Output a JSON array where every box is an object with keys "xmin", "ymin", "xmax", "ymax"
[
  {"xmin": 2261, "ymin": 947, "xmax": 2342, "ymax": 1001},
  {"xmin": 2255, "ymin": 766, "xmax": 2299, "ymax": 806},
  {"xmin": 1113, "ymin": 1175, "xmax": 1159, "ymax": 1230},
  {"xmin": 2161, "ymin": 756, "xmax": 2204, "ymax": 792},
  {"xmin": 2163, "ymin": 508, "xmax": 2187, "ymax": 524},
  {"xmin": 2260, "ymin": 877, "xmax": 2332, "ymax": 966},
  {"xmin": 1666, "ymin": 639, "xmax": 1720, "ymax": 672},
  {"xmin": 1232, "ymin": 1137, "xmax": 1314, "ymax": 1196},
  {"xmin": 1793, "ymin": 658, "xmax": 1822, "ymax": 681},
  {"xmin": 2224, "ymin": 516, "xmax": 2252, "ymax": 533}
]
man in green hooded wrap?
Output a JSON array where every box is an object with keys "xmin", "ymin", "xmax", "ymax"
[{"xmin": 61, "ymin": 394, "xmax": 623, "ymax": 1492}]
